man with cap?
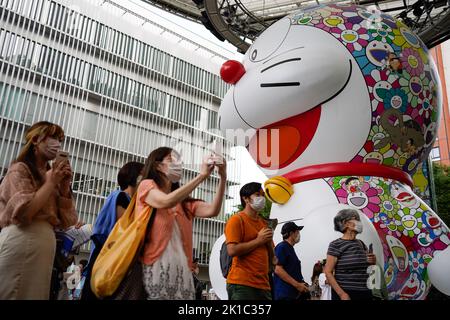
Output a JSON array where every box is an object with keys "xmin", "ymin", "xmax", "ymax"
[{"xmin": 273, "ymin": 222, "xmax": 310, "ymax": 300}]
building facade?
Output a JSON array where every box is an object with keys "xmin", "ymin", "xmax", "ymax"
[
  {"xmin": 430, "ymin": 43, "xmax": 450, "ymax": 166},
  {"xmin": 0, "ymin": 0, "xmax": 240, "ymax": 270}
]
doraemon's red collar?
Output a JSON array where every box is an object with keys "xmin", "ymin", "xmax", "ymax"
[{"xmin": 283, "ymin": 162, "xmax": 413, "ymax": 188}]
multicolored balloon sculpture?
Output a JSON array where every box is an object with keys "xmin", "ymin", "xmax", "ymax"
[{"xmin": 209, "ymin": 3, "xmax": 450, "ymax": 300}]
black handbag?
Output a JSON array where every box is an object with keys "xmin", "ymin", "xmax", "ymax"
[{"xmin": 109, "ymin": 255, "xmax": 147, "ymax": 300}]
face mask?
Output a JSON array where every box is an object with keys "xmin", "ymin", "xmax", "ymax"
[
  {"xmin": 250, "ymin": 196, "xmax": 266, "ymax": 212},
  {"xmin": 43, "ymin": 137, "xmax": 61, "ymax": 159},
  {"xmin": 166, "ymin": 162, "xmax": 182, "ymax": 183},
  {"xmin": 353, "ymin": 220, "xmax": 363, "ymax": 234}
]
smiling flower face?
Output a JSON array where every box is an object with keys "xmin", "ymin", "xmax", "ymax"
[
  {"xmin": 291, "ymin": 11, "xmax": 322, "ymax": 25},
  {"xmin": 331, "ymin": 23, "xmax": 369, "ymax": 51},
  {"xmin": 383, "ymin": 88, "xmax": 408, "ymax": 113},
  {"xmin": 369, "ymin": 22, "xmax": 395, "ymax": 44},
  {"xmin": 333, "ymin": 178, "xmax": 382, "ymax": 219},
  {"xmin": 400, "ymin": 48, "xmax": 424, "ymax": 77},
  {"xmin": 394, "ymin": 208, "xmax": 424, "ymax": 237}
]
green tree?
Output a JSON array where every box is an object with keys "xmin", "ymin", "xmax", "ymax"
[{"xmin": 432, "ymin": 163, "xmax": 450, "ymax": 227}]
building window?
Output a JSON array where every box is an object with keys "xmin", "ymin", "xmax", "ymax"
[{"xmin": 431, "ymin": 147, "xmax": 440, "ymax": 161}]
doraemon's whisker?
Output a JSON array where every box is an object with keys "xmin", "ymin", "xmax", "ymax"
[
  {"xmin": 262, "ymin": 46, "xmax": 305, "ymax": 64},
  {"xmin": 261, "ymin": 58, "xmax": 302, "ymax": 73},
  {"xmin": 260, "ymin": 82, "xmax": 301, "ymax": 87}
]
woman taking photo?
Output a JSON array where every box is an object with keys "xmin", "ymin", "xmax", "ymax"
[
  {"xmin": 0, "ymin": 121, "xmax": 78, "ymax": 299},
  {"xmin": 137, "ymin": 147, "xmax": 226, "ymax": 300}
]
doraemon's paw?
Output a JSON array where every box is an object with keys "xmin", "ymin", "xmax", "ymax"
[
  {"xmin": 264, "ymin": 176, "xmax": 294, "ymax": 204},
  {"xmin": 427, "ymin": 246, "xmax": 450, "ymax": 295}
]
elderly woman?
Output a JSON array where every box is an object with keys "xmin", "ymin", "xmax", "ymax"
[{"xmin": 323, "ymin": 209, "xmax": 376, "ymax": 300}]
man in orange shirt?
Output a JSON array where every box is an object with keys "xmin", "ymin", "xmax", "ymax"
[{"xmin": 225, "ymin": 182, "xmax": 274, "ymax": 300}]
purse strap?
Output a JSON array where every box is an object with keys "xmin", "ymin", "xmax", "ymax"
[{"xmin": 136, "ymin": 206, "xmax": 156, "ymax": 258}]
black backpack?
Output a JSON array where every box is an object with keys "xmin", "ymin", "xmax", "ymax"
[{"xmin": 220, "ymin": 214, "xmax": 244, "ymax": 278}]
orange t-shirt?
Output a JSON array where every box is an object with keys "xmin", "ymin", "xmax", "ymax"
[{"xmin": 224, "ymin": 212, "xmax": 270, "ymax": 290}]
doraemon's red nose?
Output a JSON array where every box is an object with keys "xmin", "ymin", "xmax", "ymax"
[{"xmin": 220, "ymin": 60, "xmax": 246, "ymax": 84}]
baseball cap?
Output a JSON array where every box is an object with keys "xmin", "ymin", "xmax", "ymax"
[{"xmin": 281, "ymin": 222, "xmax": 304, "ymax": 236}]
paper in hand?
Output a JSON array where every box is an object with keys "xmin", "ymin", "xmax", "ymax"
[{"xmin": 65, "ymin": 224, "xmax": 93, "ymax": 249}]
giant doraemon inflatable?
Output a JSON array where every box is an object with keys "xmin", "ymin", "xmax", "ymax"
[{"xmin": 209, "ymin": 3, "xmax": 450, "ymax": 300}]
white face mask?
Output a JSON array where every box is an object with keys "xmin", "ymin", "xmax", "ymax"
[
  {"xmin": 353, "ymin": 220, "xmax": 363, "ymax": 234},
  {"xmin": 166, "ymin": 162, "xmax": 182, "ymax": 183},
  {"xmin": 42, "ymin": 137, "xmax": 61, "ymax": 160},
  {"xmin": 250, "ymin": 196, "xmax": 266, "ymax": 212}
]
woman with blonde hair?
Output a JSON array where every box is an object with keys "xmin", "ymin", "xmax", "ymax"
[{"xmin": 0, "ymin": 121, "xmax": 78, "ymax": 299}]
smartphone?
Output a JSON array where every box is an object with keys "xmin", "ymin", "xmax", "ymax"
[
  {"xmin": 368, "ymin": 243, "xmax": 373, "ymax": 254},
  {"xmin": 210, "ymin": 139, "xmax": 223, "ymax": 165},
  {"xmin": 267, "ymin": 218, "xmax": 278, "ymax": 231},
  {"xmin": 55, "ymin": 150, "xmax": 69, "ymax": 165}
]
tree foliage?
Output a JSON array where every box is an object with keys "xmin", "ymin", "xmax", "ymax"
[{"xmin": 433, "ymin": 163, "xmax": 450, "ymax": 227}]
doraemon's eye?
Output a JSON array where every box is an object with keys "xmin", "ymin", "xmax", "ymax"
[
  {"xmin": 247, "ymin": 17, "xmax": 290, "ymax": 62},
  {"xmin": 251, "ymin": 49, "xmax": 258, "ymax": 60}
]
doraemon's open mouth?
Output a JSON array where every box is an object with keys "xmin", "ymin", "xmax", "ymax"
[
  {"xmin": 246, "ymin": 59, "xmax": 353, "ymax": 170},
  {"xmin": 248, "ymin": 106, "xmax": 322, "ymax": 169}
]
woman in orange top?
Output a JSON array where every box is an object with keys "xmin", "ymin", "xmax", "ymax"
[{"xmin": 137, "ymin": 147, "xmax": 226, "ymax": 300}]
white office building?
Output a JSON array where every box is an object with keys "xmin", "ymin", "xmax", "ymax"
[{"xmin": 0, "ymin": 0, "xmax": 241, "ymax": 272}]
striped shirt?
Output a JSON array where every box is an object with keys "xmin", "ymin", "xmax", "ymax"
[{"xmin": 327, "ymin": 238, "xmax": 370, "ymax": 291}]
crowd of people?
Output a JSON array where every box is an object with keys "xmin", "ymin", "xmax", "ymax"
[
  {"xmin": 223, "ymin": 182, "xmax": 377, "ymax": 301},
  {"xmin": 0, "ymin": 121, "xmax": 378, "ymax": 300}
]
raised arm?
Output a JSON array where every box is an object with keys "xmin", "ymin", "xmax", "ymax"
[
  {"xmin": 145, "ymin": 157, "xmax": 213, "ymax": 209},
  {"xmin": 194, "ymin": 158, "xmax": 227, "ymax": 218}
]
